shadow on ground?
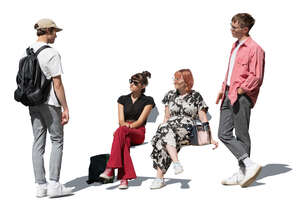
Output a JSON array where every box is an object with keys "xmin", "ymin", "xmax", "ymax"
[
  {"xmin": 249, "ymin": 163, "xmax": 292, "ymax": 187},
  {"xmin": 65, "ymin": 176, "xmax": 191, "ymax": 192}
]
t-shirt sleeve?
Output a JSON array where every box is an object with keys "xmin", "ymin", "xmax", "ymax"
[
  {"xmin": 194, "ymin": 91, "xmax": 209, "ymax": 112},
  {"xmin": 46, "ymin": 53, "xmax": 63, "ymax": 77},
  {"xmin": 117, "ymin": 95, "xmax": 125, "ymax": 105},
  {"xmin": 162, "ymin": 91, "xmax": 171, "ymax": 106},
  {"xmin": 145, "ymin": 96, "xmax": 156, "ymax": 108}
]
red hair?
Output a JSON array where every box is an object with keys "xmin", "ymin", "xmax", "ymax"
[{"xmin": 174, "ymin": 69, "xmax": 194, "ymax": 92}]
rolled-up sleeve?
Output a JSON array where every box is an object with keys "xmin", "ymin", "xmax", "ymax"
[{"xmin": 240, "ymin": 48, "xmax": 265, "ymax": 92}]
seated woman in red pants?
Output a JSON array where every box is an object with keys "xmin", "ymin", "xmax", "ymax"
[{"xmin": 100, "ymin": 71, "xmax": 155, "ymax": 189}]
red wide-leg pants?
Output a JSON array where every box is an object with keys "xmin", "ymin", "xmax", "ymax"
[{"xmin": 106, "ymin": 125, "xmax": 145, "ymax": 180}]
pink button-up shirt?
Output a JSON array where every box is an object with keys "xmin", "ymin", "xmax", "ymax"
[{"xmin": 221, "ymin": 37, "xmax": 265, "ymax": 108}]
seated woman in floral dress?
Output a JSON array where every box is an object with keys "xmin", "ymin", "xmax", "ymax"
[{"xmin": 150, "ymin": 69, "xmax": 218, "ymax": 189}]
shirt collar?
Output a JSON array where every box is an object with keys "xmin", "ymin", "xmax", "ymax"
[
  {"xmin": 128, "ymin": 93, "xmax": 145, "ymax": 100},
  {"xmin": 233, "ymin": 36, "xmax": 252, "ymax": 48}
]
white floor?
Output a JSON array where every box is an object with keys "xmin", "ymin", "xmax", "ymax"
[
  {"xmin": 1, "ymin": 0, "xmax": 300, "ymax": 202},
  {"xmin": 2, "ymin": 118, "xmax": 299, "ymax": 203}
]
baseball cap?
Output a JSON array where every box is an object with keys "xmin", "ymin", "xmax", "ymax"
[{"xmin": 34, "ymin": 18, "xmax": 63, "ymax": 32}]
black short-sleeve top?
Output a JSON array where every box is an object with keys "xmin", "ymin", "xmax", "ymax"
[{"xmin": 118, "ymin": 93, "xmax": 155, "ymax": 123}]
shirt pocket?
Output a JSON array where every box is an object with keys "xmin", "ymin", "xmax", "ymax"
[{"xmin": 237, "ymin": 57, "xmax": 249, "ymax": 78}]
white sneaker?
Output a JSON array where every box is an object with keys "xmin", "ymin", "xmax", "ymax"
[
  {"xmin": 47, "ymin": 182, "xmax": 74, "ymax": 198},
  {"xmin": 221, "ymin": 168, "xmax": 245, "ymax": 185},
  {"xmin": 240, "ymin": 163, "xmax": 262, "ymax": 188},
  {"xmin": 173, "ymin": 162, "xmax": 184, "ymax": 175},
  {"xmin": 36, "ymin": 183, "xmax": 47, "ymax": 198},
  {"xmin": 150, "ymin": 178, "xmax": 165, "ymax": 189}
]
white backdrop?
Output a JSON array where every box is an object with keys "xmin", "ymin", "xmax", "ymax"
[{"xmin": 1, "ymin": 0, "xmax": 299, "ymax": 202}]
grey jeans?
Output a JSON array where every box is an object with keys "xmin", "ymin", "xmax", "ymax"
[
  {"xmin": 218, "ymin": 90, "xmax": 252, "ymax": 167},
  {"xmin": 29, "ymin": 104, "xmax": 63, "ymax": 184}
]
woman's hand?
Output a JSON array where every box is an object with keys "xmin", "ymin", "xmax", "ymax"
[
  {"xmin": 119, "ymin": 121, "xmax": 130, "ymax": 127},
  {"xmin": 211, "ymin": 139, "xmax": 219, "ymax": 150}
]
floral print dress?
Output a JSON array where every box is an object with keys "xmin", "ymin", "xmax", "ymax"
[{"xmin": 150, "ymin": 89, "xmax": 208, "ymax": 173}]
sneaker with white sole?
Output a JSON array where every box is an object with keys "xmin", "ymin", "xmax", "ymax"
[
  {"xmin": 173, "ymin": 162, "xmax": 184, "ymax": 175},
  {"xmin": 99, "ymin": 168, "xmax": 114, "ymax": 183},
  {"xmin": 47, "ymin": 182, "xmax": 74, "ymax": 198},
  {"xmin": 36, "ymin": 183, "xmax": 47, "ymax": 198},
  {"xmin": 240, "ymin": 163, "xmax": 262, "ymax": 188},
  {"xmin": 221, "ymin": 168, "xmax": 245, "ymax": 185},
  {"xmin": 150, "ymin": 178, "xmax": 165, "ymax": 189},
  {"xmin": 118, "ymin": 179, "xmax": 128, "ymax": 190}
]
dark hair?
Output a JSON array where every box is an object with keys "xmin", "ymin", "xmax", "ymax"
[
  {"xmin": 34, "ymin": 24, "xmax": 56, "ymax": 36},
  {"xmin": 131, "ymin": 71, "xmax": 151, "ymax": 93},
  {"xmin": 232, "ymin": 13, "xmax": 255, "ymax": 32}
]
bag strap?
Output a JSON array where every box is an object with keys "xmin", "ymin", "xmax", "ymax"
[{"xmin": 35, "ymin": 45, "xmax": 51, "ymax": 56}]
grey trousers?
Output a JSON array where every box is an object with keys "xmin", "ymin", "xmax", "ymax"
[
  {"xmin": 218, "ymin": 90, "xmax": 252, "ymax": 167},
  {"xmin": 29, "ymin": 104, "xmax": 64, "ymax": 184}
]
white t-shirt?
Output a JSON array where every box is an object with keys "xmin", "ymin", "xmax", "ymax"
[
  {"xmin": 227, "ymin": 40, "xmax": 245, "ymax": 86},
  {"xmin": 26, "ymin": 41, "xmax": 64, "ymax": 107}
]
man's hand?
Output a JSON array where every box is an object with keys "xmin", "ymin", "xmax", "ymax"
[
  {"xmin": 237, "ymin": 87, "xmax": 245, "ymax": 95},
  {"xmin": 216, "ymin": 91, "xmax": 223, "ymax": 104},
  {"xmin": 61, "ymin": 109, "xmax": 69, "ymax": 125}
]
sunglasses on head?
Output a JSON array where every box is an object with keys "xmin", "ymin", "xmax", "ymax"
[{"xmin": 129, "ymin": 79, "xmax": 140, "ymax": 86}]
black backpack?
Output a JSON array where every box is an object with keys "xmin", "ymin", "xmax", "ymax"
[{"xmin": 14, "ymin": 45, "xmax": 52, "ymax": 106}]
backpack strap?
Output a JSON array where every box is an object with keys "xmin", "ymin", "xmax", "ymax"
[{"xmin": 35, "ymin": 45, "xmax": 51, "ymax": 56}]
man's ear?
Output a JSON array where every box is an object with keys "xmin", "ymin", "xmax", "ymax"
[{"xmin": 243, "ymin": 26, "xmax": 249, "ymax": 34}]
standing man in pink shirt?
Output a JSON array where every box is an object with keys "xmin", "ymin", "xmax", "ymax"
[{"xmin": 216, "ymin": 13, "xmax": 265, "ymax": 187}]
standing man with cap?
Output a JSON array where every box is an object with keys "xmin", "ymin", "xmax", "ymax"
[
  {"xmin": 27, "ymin": 18, "xmax": 74, "ymax": 198},
  {"xmin": 216, "ymin": 13, "xmax": 265, "ymax": 187}
]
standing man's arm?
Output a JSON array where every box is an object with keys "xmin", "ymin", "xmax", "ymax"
[
  {"xmin": 238, "ymin": 48, "xmax": 265, "ymax": 94},
  {"xmin": 53, "ymin": 76, "xmax": 69, "ymax": 125}
]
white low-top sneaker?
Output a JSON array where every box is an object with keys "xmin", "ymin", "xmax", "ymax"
[
  {"xmin": 173, "ymin": 162, "xmax": 184, "ymax": 175},
  {"xmin": 47, "ymin": 182, "xmax": 74, "ymax": 198},
  {"xmin": 36, "ymin": 183, "xmax": 47, "ymax": 198},
  {"xmin": 221, "ymin": 168, "xmax": 245, "ymax": 185},
  {"xmin": 150, "ymin": 178, "xmax": 165, "ymax": 189},
  {"xmin": 240, "ymin": 163, "xmax": 262, "ymax": 188}
]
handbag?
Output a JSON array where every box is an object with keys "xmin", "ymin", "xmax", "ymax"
[
  {"xmin": 189, "ymin": 120, "xmax": 211, "ymax": 146},
  {"xmin": 86, "ymin": 154, "xmax": 114, "ymax": 184}
]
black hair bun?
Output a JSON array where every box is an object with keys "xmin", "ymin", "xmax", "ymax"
[
  {"xmin": 142, "ymin": 71, "xmax": 151, "ymax": 79},
  {"xmin": 34, "ymin": 23, "xmax": 39, "ymax": 29}
]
